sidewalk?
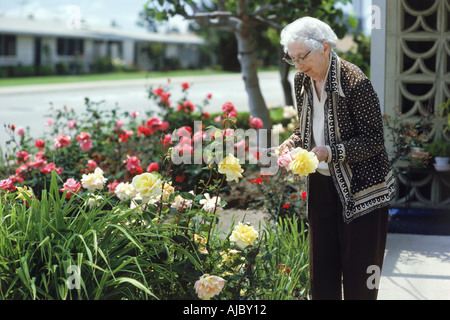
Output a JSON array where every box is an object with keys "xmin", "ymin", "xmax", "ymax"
[
  {"xmin": 378, "ymin": 233, "xmax": 450, "ymax": 300},
  {"xmin": 219, "ymin": 209, "xmax": 450, "ymax": 300}
]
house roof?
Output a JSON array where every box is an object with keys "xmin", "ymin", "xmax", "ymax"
[{"xmin": 0, "ymin": 16, "xmax": 204, "ymax": 45}]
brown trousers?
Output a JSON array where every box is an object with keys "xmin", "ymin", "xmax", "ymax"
[{"xmin": 308, "ymin": 172, "xmax": 389, "ymax": 300}]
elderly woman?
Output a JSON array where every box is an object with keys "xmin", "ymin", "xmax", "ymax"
[{"xmin": 279, "ymin": 17, "xmax": 395, "ymax": 300}]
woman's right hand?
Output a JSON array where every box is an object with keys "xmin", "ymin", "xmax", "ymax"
[{"xmin": 279, "ymin": 139, "xmax": 295, "ymax": 154}]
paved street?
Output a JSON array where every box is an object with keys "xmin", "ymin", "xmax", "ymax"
[{"xmin": 0, "ymin": 71, "xmax": 291, "ymax": 146}]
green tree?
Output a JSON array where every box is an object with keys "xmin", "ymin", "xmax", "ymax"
[{"xmin": 142, "ymin": 0, "xmax": 353, "ymax": 132}]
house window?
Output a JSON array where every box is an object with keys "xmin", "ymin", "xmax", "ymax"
[
  {"xmin": 0, "ymin": 34, "xmax": 16, "ymax": 56},
  {"xmin": 57, "ymin": 38, "xmax": 84, "ymax": 56}
]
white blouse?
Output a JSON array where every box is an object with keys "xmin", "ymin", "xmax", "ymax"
[{"xmin": 311, "ymin": 58, "xmax": 332, "ymax": 176}]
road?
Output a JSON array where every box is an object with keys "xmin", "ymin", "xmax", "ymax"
[{"xmin": 0, "ymin": 71, "xmax": 293, "ymax": 148}]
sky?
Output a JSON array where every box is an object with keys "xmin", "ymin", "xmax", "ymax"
[
  {"xmin": 0, "ymin": 0, "xmax": 188, "ymax": 33},
  {"xmin": 0, "ymin": 0, "xmax": 370, "ymax": 32},
  {"xmin": 0, "ymin": 0, "xmax": 372, "ymax": 34}
]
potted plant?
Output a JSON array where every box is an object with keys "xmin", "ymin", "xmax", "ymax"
[{"xmin": 426, "ymin": 137, "xmax": 450, "ymax": 169}]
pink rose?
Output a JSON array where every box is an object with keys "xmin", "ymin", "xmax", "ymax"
[
  {"xmin": 35, "ymin": 139, "xmax": 46, "ymax": 150},
  {"xmin": 173, "ymin": 143, "xmax": 193, "ymax": 156},
  {"xmin": 234, "ymin": 139, "xmax": 248, "ymax": 151},
  {"xmin": 79, "ymin": 139, "xmax": 93, "ymax": 151},
  {"xmin": 193, "ymin": 130, "xmax": 206, "ymax": 144},
  {"xmin": 160, "ymin": 91, "xmax": 171, "ymax": 106},
  {"xmin": 176, "ymin": 126, "xmax": 192, "ymax": 138},
  {"xmin": 54, "ymin": 134, "xmax": 71, "ymax": 149},
  {"xmin": 77, "ymin": 132, "xmax": 93, "ymax": 151},
  {"xmin": 76, "ymin": 131, "xmax": 91, "ymax": 142},
  {"xmin": 60, "ymin": 178, "xmax": 81, "ymax": 198},
  {"xmin": 87, "ymin": 159, "xmax": 98, "ymax": 169},
  {"xmin": 223, "ymin": 128, "xmax": 234, "ymax": 137},
  {"xmin": 17, "ymin": 127, "xmax": 25, "ymax": 136},
  {"xmin": 0, "ymin": 178, "xmax": 16, "ymax": 192},
  {"xmin": 119, "ymin": 130, "xmax": 134, "ymax": 143},
  {"xmin": 28, "ymin": 152, "xmax": 47, "ymax": 170},
  {"xmin": 177, "ymin": 100, "xmax": 194, "ymax": 112},
  {"xmin": 181, "ymin": 82, "xmax": 190, "ymax": 91},
  {"xmin": 277, "ymin": 152, "xmax": 293, "ymax": 168},
  {"xmin": 160, "ymin": 121, "xmax": 169, "ymax": 132},
  {"xmin": 145, "ymin": 117, "xmax": 163, "ymax": 134},
  {"xmin": 16, "ymin": 151, "xmax": 31, "ymax": 163},
  {"xmin": 41, "ymin": 162, "xmax": 63, "ymax": 175},
  {"xmin": 146, "ymin": 162, "xmax": 160, "ymax": 173},
  {"xmin": 108, "ymin": 179, "xmax": 119, "ymax": 193},
  {"xmin": 124, "ymin": 156, "xmax": 143, "ymax": 175},
  {"xmin": 68, "ymin": 120, "xmax": 77, "ymax": 129},
  {"xmin": 153, "ymin": 86, "xmax": 164, "ymax": 96},
  {"xmin": 249, "ymin": 116, "xmax": 263, "ymax": 129},
  {"xmin": 161, "ymin": 134, "xmax": 172, "ymax": 148}
]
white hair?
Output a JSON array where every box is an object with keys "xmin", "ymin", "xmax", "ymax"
[{"xmin": 280, "ymin": 17, "xmax": 338, "ymax": 53}]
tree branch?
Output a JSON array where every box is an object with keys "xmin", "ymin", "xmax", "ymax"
[
  {"xmin": 250, "ymin": 3, "xmax": 283, "ymax": 16},
  {"xmin": 177, "ymin": 10, "xmax": 241, "ymax": 32},
  {"xmin": 183, "ymin": 11, "xmax": 238, "ymax": 20},
  {"xmin": 250, "ymin": 15, "xmax": 283, "ymax": 30}
]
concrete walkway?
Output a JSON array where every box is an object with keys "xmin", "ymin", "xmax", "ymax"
[
  {"xmin": 379, "ymin": 233, "xmax": 450, "ymax": 300},
  {"xmin": 219, "ymin": 209, "xmax": 450, "ymax": 300}
]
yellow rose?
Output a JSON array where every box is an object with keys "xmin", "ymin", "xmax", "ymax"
[
  {"xmin": 81, "ymin": 167, "xmax": 108, "ymax": 191},
  {"xmin": 15, "ymin": 186, "xmax": 34, "ymax": 201},
  {"xmin": 218, "ymin": 154, "xmax": 244, "ymax": 183},
  {"xmin": 288, "ymin": 147, "xmax": 319, "ymax": 177},
  {"xmin": 131, "ymin": 172, "xmax": 162, "ymax": 202},
  {"xmin": 194, "ymin": 274, "xmax": 225, "ymax": 300},
  {"xmin": 158, "ymin": 181, "xmax": 174, "ymax": 201},
  {"xmin": 220, "ymin": 249, "xmax": 242, "ymax": 268},
  {"xmin": 229, "ymin": 222, "xmax": 258, "ymax": 249}
]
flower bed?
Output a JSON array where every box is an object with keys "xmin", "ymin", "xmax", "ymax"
[{"xmin": 0, "ymin": 79, "xmax": 311, "ymax": 300}]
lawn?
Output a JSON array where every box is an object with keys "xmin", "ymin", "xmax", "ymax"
[{"xmin": 0, "ymin": 69, "xmax": 233, "ymax": 87}]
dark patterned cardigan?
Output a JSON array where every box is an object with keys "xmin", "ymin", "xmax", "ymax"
[{"xmin": 288, "ymin": 51, "xmax": 396, "ymax": 223}]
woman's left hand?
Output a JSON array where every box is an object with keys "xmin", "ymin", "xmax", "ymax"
[{"xmin": 311, "ymin": 146, "xmax": 328, "ymax": 162}]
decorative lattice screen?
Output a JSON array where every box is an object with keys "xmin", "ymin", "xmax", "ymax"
[{"xmin": 395, "ymin": 0, "xmax": 449, "ymax": 131}]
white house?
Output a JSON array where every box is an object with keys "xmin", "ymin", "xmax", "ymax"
[{"xmin": 0, "ymin": 16, "xmax": 205, "ymax": 75}]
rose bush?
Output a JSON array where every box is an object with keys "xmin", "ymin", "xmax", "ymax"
[{"xmin": 0, "ymin": 79, "xmax": 310, "ymax": 300}]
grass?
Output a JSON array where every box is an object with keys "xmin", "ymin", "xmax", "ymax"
[{"xmin": 0, "ymin": 69, "xmax": 235, "ymax": 87}]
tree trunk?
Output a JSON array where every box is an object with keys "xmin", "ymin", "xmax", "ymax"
[
  {"xmin": 234, "ymin": 25, "xmax": 272, "ymax": 131},
  {"xmin": 279, "ymin": 49, "xmax": 294, "ymax": 106}
]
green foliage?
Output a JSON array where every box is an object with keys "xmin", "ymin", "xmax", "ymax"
[
  {"xmin": 0, "ymin": 78, "xmax": 310, "ymax": 300},
  {"xmin": 0, "ymin": 171, "xmax": 195, "ymax": 299},
  {"xmin": 426, "ymin": 138, "xmax": 450, "ymax": 158},
  {"xmin": 249, "ymin": 170, "xmax": 307, "ymax": 222},
  {"xmin": 336, "ymin": 33, "xmax": 372, "ymax": 77},
  {"xmin": 142, "ymin": 0, "xmax": 355, "ymax": 71}
]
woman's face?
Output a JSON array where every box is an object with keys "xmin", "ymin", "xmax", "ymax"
[{"xmin": 287, "ymin": 41, "xmax": 330, "ymax": 82}]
